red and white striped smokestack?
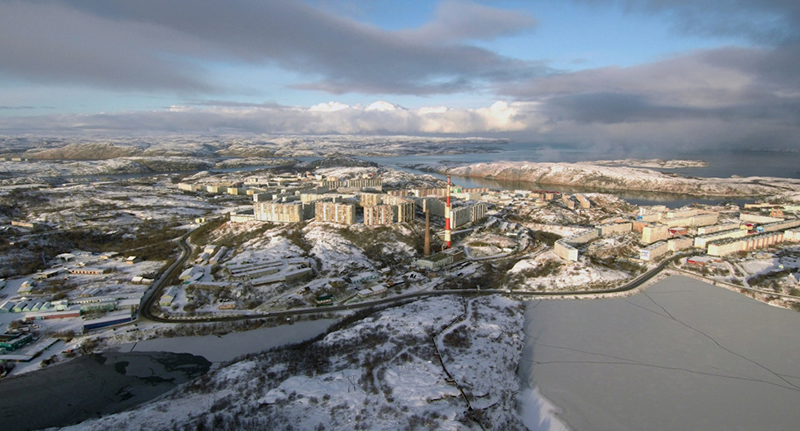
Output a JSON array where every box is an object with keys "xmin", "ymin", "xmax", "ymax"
[{"xmin": 445, "ymin": 174, "xmax": 451, "ymax": 249}]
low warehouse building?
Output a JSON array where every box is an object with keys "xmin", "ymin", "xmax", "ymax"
[
  {"xmin": 159, "ymin": 286, "xmax": 179, "ymax": 307},
  {"xmin": 0, "ymin": 333, "xmax": 33, "ymax": 353},
  {"xmin": 0, "ymin": 301, "xmax": 14, "ymax": 313},
  {"xmin": 415, "ymin": 249, "xmax": 465, "ymax": 270},
  {"xmin": 83, "ymin": 312, "xmax": 135, "ymax": 332}
]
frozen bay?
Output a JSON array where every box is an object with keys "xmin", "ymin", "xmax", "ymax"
[
  {"xmin": 521, "ymin": 275, "xmax": 800, "ymax": 431},
  {"xmin": 120, "ymin": 318, "xmax": 336, "ymax": 364}
]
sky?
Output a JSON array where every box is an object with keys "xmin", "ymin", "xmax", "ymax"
[{"xmin": 0, "ymin": 0, "xmax": 799, "ymax": 152}]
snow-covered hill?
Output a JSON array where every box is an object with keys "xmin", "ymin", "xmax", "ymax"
[
  {"xmin": 66, "ymin": 295, "xmax": 527, "ymax": 430},
  {"xmin": 416, "ymin": 161, "xmax": 800, "ymax": 197},
  {"xmin": 0, "ymin": 135, "xmax": 506, "ymax": 160}
]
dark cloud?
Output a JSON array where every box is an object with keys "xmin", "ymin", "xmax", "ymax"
[
  {"xmin": 0, "ymin": 1, "xmax": 215, "ymax": 93},
  {"xmin": 503, "ymin": 45, "xmax": 800, "ymax": 119},
  {"xmin": 544, "ymin": 93, "xmax": 696, "ymax": 123},
  {"xmin": 576, "ymin": 0, "xmax": 800, "ymax": 44},
  {"xmin": 398, "ymin": 1, "xmax": 537, "ymax": 42},
  {"xmin": 0, "ymin": 0, "xmax": 541, "ymax": 95},
  {"xmin": 494, "ymin": 42, "xmax": 800, "ymax": 150}
]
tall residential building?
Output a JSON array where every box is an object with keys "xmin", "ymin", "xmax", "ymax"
[
  {"xmin": 324, "ymin": 178, "xmax": 382, "ymax": 191},
  {"xmin": 384, "ymin": 195, "xmax": 415, "ymax": 223},
  {"xmin": 364, "ymin": 205, "xmax": 394, "ymax": 226},
  {"xmin": 315, "ymin": 202, "xmax": 356, "ymax": 225},
  {"xmin": 360, "ymin": 192, "xmax": 384, "ymax": 207},
  {"xmin": 254, "ymin": 202, "xmax": 305, "ymax": 223},
  {"xmin": 416, "ymin": 197, "xmax": 446, "ymax": 217},
  {"xmin": 362, "ymin": 194, "xmax": 415, "ymax": 225}
]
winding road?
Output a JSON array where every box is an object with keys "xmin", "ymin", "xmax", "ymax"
[
  {"xmin": 140, "ymin": 227, "xmax": 681, "ymax": 324},
  {"xmin": 139, "ymin": 229, "xmax": 194, "ymax": 322}
]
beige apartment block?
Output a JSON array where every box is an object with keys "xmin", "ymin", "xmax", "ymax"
[
  {"xmin": 642, "ymin": 224, "xmax": 669, "ymax": 244},
  {"xmin": 639, "ymin": 241, "xmax": 669, "ymax": 261},
  {"xmin": 598, "ymin": 222, "xmax": 632, "ymax": 236},
  {"xmin": 364, "ymin": 205, "xmax": 394, "ymax": 226},
  {"xmin": 697, "ymin": 223, "xmax": 741, "ymax": 235},
  {"xmin": 694, "ymin": 229, "xmax": 746, "ymax": 249},
  {"xmin": 360, "ymin": 192, "xmax": 383, "ymax": 207},
  {"xmin": 316, "ymin": 202, "xmax": 356, "ymax": 225},
  {"xmin": 707, "ymin": 231, "xmax": 785, "ymax": 257},
  {"xmin": 254, "ymin": 202, "xmax": 304, "ymax": 223},
  {"xmin": 667, "ymin": 236, "xmax": 693, "ymax": 252}
]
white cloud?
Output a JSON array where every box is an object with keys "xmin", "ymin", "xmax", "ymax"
[
  {"xmin": 0, "ymin": 0, "xmax": 542, "ymax": 96},
  {"xmin": 0, "ymin": 101, "xmax": 544, "ymax": 136},
  {"xmin": 364, "ymin": 101, "xmax": 405, "ymax": 112},
  {"xmin": 417, "ymin": 106, "xmax": 449, "ymax": 115},
  {"xmin": 309, "ymin": 102, "xmax": 350, "ymax": 112},
  {"xmin": 476, "ymin": 101, "xmax": 531, "ymax": 131}
]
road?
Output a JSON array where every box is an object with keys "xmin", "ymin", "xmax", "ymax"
[
  {"xmin": 139, "ymin": 228, "xmax": 194, "ymax": 322},
  {"xmin": 140, "ymin": 232, "xmax": 679, "ymax": 324}
]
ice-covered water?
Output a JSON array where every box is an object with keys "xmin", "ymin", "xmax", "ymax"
[
  {"xmin": 519, "ymin": 275, "xmax": 800, "ymax": 431},
  {"xmin": 120, "ymin": 319, "xmax": 336, "ymax": 364}
]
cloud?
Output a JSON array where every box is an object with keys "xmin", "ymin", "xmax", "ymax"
[
  {"xmin": 488, "ymin": 0, "xmax": 800, "ymax": 150},
  {"xmin": 0, "ymin": 0, "xmax": 541, "ymax": 96},
  {"xmin": 309, "ymin": 102, "xmax": 351, "ymax": 112},
  {"xmin": 576, "ymin": 0, "xmax": 800, "ymax": 44},
  {"xmin": 398, "ymin": 1, "xmax": 537, "ymax": 43},
  {"xmin": 494, "ymin": 45, "xmax": 800, "ymax": 150},
  {"xmin": 0, "ymin": 101, "xmax": 545, "ymax": 136},
  {"xmin": 0, "ymin": 1, "xmax": 215, "ymax": 93},
  {"xmin": 186, "ymin": 101, "xmax": 286, "ymax": 109},
  {"xmin": 1, "ymin": 87, "xmax": 796, "ymax": 152}
]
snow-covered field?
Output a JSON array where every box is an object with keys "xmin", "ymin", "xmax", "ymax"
[
  {"xmin": 304, "ymin": 224, "xmax": 375, "ymax": 275},
  {"xmin": 510, "ymin": 252, "xmax": 630, "ymax": 290}
]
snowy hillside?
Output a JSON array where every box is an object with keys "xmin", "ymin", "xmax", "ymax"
[
  {"xmin": 0, "ymin": 135, "xmax": 506, "ymax": 161},
  {"xmin": 66, "ymin": 295, "xmax": 527, "ymax": 430},
  {"xmin": 415, "ymin": 161, "xmax": 800, "ymax": 197}
]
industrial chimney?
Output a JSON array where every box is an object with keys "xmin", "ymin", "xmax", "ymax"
[{"xmin": 424, "ymin": 209, "xmax": 431, "ymax": 257}]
